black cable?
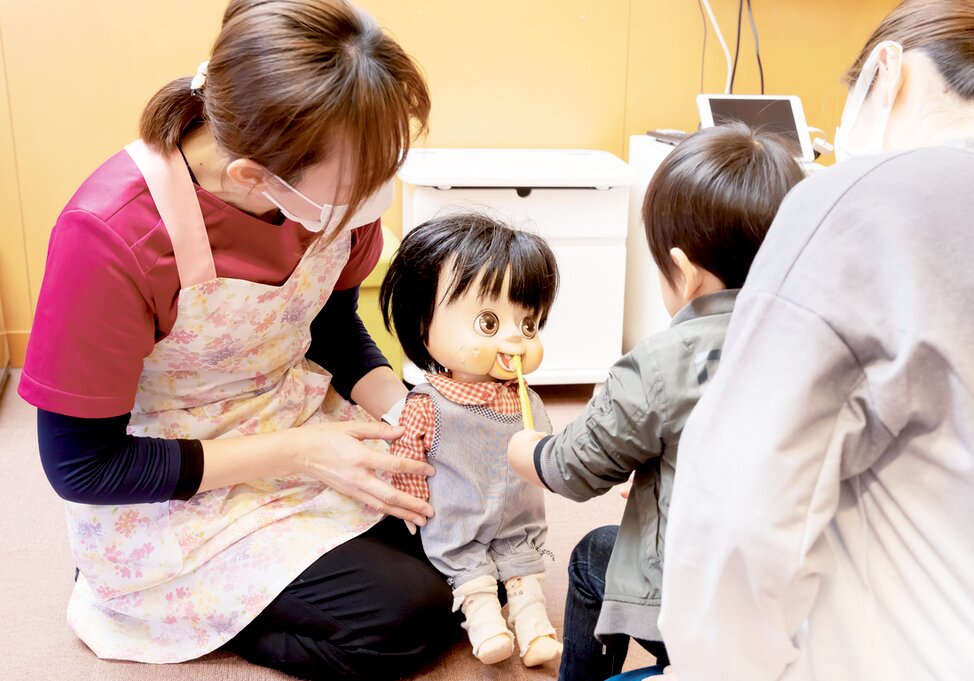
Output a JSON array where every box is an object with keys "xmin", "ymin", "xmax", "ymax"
[
  {"xmin": 728, "ymin": 0, "xmax": 744, "ymax": 93},
  {"xmin": 747, "ymin": 0, "xmax": 764, "ymax": 94},
  {"xmin": 698, "ymin": 0, "xmax": 708, "ymax": 93}
]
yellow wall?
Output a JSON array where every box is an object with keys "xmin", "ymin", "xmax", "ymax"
[
  {"xmin": 0, "ymin": 22, "xmax": 30, "ymax": 367},
  {"xmin": 0, "ymin": 0, "xmax": 895, "ymax": 367},
  {"xmin": 625, "ymin": 0, "xmax": 896, "ymax": 142}
]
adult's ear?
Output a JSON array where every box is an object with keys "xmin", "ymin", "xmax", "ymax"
[
  {"xmin": 225, "ymin": 158, "xmax": 270, "ymax": 192},
  {"xmin": 874, "ymin": 41, "xmax": 904, "ymax": 109}
]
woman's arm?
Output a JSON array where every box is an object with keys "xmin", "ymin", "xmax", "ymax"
[
  {"xmin": 306, "ymin": 285, "xmax": 396, "ymax": 410},
  {"xmin": 37, "ymin": 409, "xmax": 202, "ymax": 503},
  {"xmin": 350, "ymin": 366, "xmax": 408, "ymax": 421},
  {"xmin": 306, "ymin": 221, "xmax": 410, "ymax": 419},
  {"xmin": 198, "ymin": 419, "xmax": 434, "ymax": 526},
  {"xmin": 306, "ymin": 285, "xmax": 407, "ymax": 418},
  {"xmin": 38, "ymin": 409, "xmax": 436, "ymax": 526},
  {"xmin": 306, "ymin": 285, "xmax": 408, "ymax": 419}
]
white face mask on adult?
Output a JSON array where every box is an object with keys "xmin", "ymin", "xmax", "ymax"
[
  {"xmin": 834, "ymin": 40, "xmax": 903, "ymax": 162},
  {"xmin": 262, "ymin": 177, "xmax": 395, "ymax": 234}
]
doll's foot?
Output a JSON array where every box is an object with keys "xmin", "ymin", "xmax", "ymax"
[
  {"xmin": 504, "ymin": 574, "xmax": 562, "ymax": 665},
  {"xmin": 522, "ymin": 633, "xmax": 563, "ymax": 667},
  {"xmin": 475, "ymin": 632, "xmax": 515, "ymax": 664},
  {"xmin": 454, "ymin": 575, "xmax": 515, "ymax": 665}
]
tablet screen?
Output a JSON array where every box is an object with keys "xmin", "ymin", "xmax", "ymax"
[
  {"xmin": 708, "ymin": 98, "xmax": 801, "ymax": 154},
  {"xmin": 698, "ymin": 95, "xmax": 816, "ymax": 162}
]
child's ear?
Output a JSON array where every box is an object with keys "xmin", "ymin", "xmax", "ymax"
[{"xmin": 669, "ymin": 247, "xmax": 702, "ymax": 302}]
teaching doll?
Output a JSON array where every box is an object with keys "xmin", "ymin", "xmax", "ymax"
[{"xmin": 379, "ymin": 213, "xmax": 562, "ymax": 667}]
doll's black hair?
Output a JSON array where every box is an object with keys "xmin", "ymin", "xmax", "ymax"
[{"xmin": 380, "ymin": 212, "xmax": 559, "ymax": 373}]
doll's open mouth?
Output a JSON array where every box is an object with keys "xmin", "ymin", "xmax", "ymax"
[{"xmin": 497, "ymin": 353, "xmax": 519, "ymax": 372}]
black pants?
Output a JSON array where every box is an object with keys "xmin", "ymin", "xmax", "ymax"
[
  {"xmin": 222, "ymin": 517, "xmax": 461, "ymax": 680},
  {"xmin": 560, "ymin": 526, "xmax": 669, "ymax": 681}
]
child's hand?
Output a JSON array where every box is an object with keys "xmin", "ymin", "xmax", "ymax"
[
  {"xmin": 507, "ymin": 429, "xmax": 547, "ymax": 488},
  {"xmin": 619, "ymin": 473, "xmax": 634, "ymax": 499}
]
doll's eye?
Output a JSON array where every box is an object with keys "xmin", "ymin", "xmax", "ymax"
[
  {"xmin": 520, "ymin": 316, "xmax": 538, "ymax": 339},
  {"xmin": 475, "ymin": 312, "xmax": 499, "ymax": 336}
]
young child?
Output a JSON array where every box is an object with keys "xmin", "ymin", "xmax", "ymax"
[
  {"xmin": 379, "ymin": 213, "xmax": 563, "ymax": 667},
  {"xmin": 507, "ymin": 122, "xmax": 807, "ymax": 681}
]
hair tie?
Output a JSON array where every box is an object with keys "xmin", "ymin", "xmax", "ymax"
[{"xmin": 190, "ymin": 60, "xmax": 209, "ymax": 93}]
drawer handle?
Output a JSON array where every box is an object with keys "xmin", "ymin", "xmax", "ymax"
[{"xmin": 516, "ymin": 187, "xmax": 532, "ymax": 198}]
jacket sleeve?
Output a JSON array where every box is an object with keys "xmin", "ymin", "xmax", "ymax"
[
  {"xmin": 658, "ymin": 290, "xmax": 886, "ymax": 681},
  {"xmin": 537, "ymin": 347, "xmax": 666, "ymax": 502}
]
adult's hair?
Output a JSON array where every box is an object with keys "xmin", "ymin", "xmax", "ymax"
[
  {"xmin": 845, "ymin": 0, "xmax": 974, "ymax": 100},
  {"xmin": 643, "ymin": 121, "xmax": 805, "ymax": 290},
  {"xmin": 380, "ymin": 213, "xmax": 560, "ymax": 373},
  {"xmin": 140, "ymin": 0, "xmax": 430, "ymax": 233}
]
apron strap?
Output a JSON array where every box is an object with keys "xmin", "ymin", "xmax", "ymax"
[{"xmin": 125, "ymin": 139, "xmax": 217, "ymax": 288}]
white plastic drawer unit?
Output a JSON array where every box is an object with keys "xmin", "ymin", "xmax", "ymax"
[{"xmin": 397, "ymin": 148, "xmax": 633, "ymax": 386}]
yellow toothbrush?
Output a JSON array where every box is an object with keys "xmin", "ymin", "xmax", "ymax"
[{"xmin": 511, "ymin": 354, "xmax": 534, "ymax": 430}]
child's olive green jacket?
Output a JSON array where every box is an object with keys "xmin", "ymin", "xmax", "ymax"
[{"xmin": 536, "ymin": 289, "xmax": 737, "ymax": 642}]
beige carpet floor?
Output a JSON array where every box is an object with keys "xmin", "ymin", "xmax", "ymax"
[{"xmin": 0, "ymin": 370, "xmax": 653, "ymax": 680}]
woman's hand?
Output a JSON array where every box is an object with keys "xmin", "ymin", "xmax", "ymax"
[{"xmin": 290, "ymin": 420, "xmax": 435, "ymax": 527}]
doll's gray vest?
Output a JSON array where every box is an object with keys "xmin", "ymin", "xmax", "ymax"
[{"xmin": 412, "ymin": 382, "xmax": 552, "ymax": 588}]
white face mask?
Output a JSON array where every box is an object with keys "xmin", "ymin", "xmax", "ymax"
[
  {"xmin": 262, "ymin": 177, "xmax": 395, "ymax": 233},
  {"xmin": 834, "ymin": 40, "xmax": 903, "ymax": 162}
]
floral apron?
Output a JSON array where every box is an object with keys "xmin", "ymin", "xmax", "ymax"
[{"xmin": 63, "ymin": 139, "xmax": 384, "ymax": 663}]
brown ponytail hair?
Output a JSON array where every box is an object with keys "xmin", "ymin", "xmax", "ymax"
[
  {"xmin": 140, "ymin": 0, "xmax": 430, "ymax": 232},
  {"xmin": 846, "ymin": 0, "xmax": 974, "ymax": 100}
]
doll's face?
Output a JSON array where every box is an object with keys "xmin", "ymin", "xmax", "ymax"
[{"xmin": 427, "ymin": 264, "xmax": 545, "ymax": 383}]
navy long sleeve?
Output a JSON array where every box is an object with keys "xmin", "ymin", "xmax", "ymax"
[
  {"xmin": 306, "ymin": 285, "xmax": 390, "ymax": 401},
  {"xmin": 37, "ymin": 409, "xmax": 203, "ymax": 505}
]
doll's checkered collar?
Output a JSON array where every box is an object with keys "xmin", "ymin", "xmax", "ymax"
[{"xmin": 424, "ymin": 372, "xmax": 520, "ymax": 407}]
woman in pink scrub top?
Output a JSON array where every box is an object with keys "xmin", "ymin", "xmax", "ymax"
[{"xmin": 19, "ymin": 1, "xmax": 456, "ymax": 678}]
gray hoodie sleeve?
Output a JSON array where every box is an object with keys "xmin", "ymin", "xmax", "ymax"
[{"xmin": 537, "ymin": 346, "xmax": 665, "ymax": 502}]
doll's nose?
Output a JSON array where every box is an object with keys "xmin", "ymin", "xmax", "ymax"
[{"xmin": 501, "ymin": 326, "xmax": 525, "ymax": 344}]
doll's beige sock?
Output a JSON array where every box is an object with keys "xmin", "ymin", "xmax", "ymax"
[
  {"xmin": 504, "ymin": 573, "xmax": 563, "ymax": 666},
  {"xmin": 453, "ymin": 575, "xmax": 514, "ymax": 664}
]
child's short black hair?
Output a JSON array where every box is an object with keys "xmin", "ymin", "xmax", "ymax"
[
  {"xmin": 380, "ymin": 212, "xmax": 559, "ymax": 373},
  {"xmin": 643, "ymin": 121, "xmax": 806, "ymax": 289}
]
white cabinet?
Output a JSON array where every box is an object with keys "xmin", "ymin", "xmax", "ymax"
[
  {"xmin": 398, "ymin": 148, "xmax": 632, "ymax": 385},
  {"xmin": 624, "ymin": 134, "xmax": 677, "ymax": 352}
]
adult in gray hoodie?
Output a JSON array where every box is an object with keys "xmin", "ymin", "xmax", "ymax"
[{"xmin": 660, "ymin": 2, "xmax": 974, "ymax": 680}]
